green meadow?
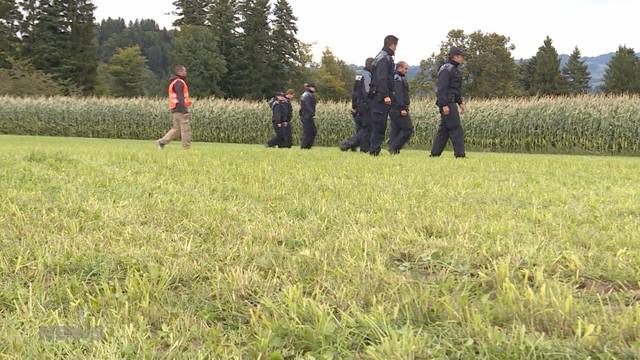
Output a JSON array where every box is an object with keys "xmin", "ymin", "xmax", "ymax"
[{"xmin": 1, "ymin": 135, "xmax": 639, "ymax": 359}]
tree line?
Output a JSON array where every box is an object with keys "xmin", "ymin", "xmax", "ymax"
[
  {"xmin": 411, "ymin": 30, "xmax": 640, "ymax": 98},
  {"xmin": 1, "ymin": 0, "xmax": 639, "ymax": 99}
]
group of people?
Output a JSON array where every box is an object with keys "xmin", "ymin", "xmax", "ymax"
[
  {"xmin": 266, "ymin": 84, "xmax": 318, "ymax": 150},
  {"xmin": 157, "ymin": 35, "xmax": 467, "ymax": 158}
]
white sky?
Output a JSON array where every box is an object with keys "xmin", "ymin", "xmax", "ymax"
[{"xmin": 94, "ymin": 0, "xmax": 640, "ymax": 65}]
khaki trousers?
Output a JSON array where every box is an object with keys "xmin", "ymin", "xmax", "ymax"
[{"xmin": 159, "ymin": 112, "xmax": 192, "ymax": 149}]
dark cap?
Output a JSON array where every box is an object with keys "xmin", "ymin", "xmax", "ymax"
[
  {"xmin": 275, "ymin": 91, "xmax": 285, "ymax": 97},
  {"xmin": 449, "ymin": 47, "xmax": 465, "ymax": 57},
  {"xmin": 305, "ymin": 83, "xmax": 317, "ymax": 89}
]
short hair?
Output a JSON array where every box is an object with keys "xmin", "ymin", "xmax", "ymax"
[
  {"xmin": 396, "ymin": 61, "xmax": 409, "ymax": 70},
  {"xmin": 365, "ymin": 58, "xmax": 374, "ymax": 68},
  {"xmin": 286, "ymin": 89, "xmax": 295, "ymax": 95},
  {"xmin": 174, "ymin": 64, "xmax": 186, "ymax": 74},
  {"xmin": 384, "ymin": 35, "xmax": 399, "ymax": 48}
]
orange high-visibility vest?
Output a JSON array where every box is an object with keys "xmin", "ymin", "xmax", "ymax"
[{"xmin": 168, "ymin": 78, "xmax": 193, "ymax": 110}]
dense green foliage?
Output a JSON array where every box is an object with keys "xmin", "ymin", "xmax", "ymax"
[
  {"xmin": 1, "ymin": 136, "xmax": 639, "ymax": 358},
  {"xmin": 602, "ymin": 46, "xmax": 640, "ymax": 94},
  {"xmin": 0, "ymin": 57, "xmax": 64, "ymax": 96},
  {"xmin": 173, "ymin": 0, "xmax": 315, "ymax": 99},
  {"xmin": 170, "ymin": 26, "xmax": 226, "ymax": 97},
  {"xmin": 523, "ymin": 37, "xmax": 566, "ymax": 96},
  {"xmin": 98, "ymin": 46, "xmax": 152, "ymax": 97},
  {"xmin": 20, "ymin": 0, "xmax": 97, "ymax": 94},
  {"xmin": 315, "ymin": 48, "xmax": 356, "ymax": 101},
  {"xmin": 96, "ymin": 18, "xmax": 174, "ymax": 95},
  {"xmin": 1, "ymin": 95, "xmax": 639, "ymax": 155},
  {"xmin": 412, "ymin": 30, "xmax": 521, "ymax": 98},
  {"xmin": 563, "ymin": 47, "xmax": 591, "ymax": 94},
  {"xmin": 209, "ymin": 0, "xmax": 244, "ymax": 98},
  {"xmin": 0, "ymin": 0, "xmax": 22, "ymax": 67}
]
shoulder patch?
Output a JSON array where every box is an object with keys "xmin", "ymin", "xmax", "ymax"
[{"xmin": 440, "ymin": 63, "xmax": 454, "ymax": 72}]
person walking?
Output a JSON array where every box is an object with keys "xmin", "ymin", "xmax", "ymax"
[
  {"xmin": 340, "ymin": 58, "xmax": 374, "ymax": 152},
  {"xmin": 368, "ymin": 35, "xmax": 398, "ymax": 156},
  {"xmin": 266, "ymin": 92, "xmax": 290, "ymax": 148},
  {"xmin": 300, "ymin": 83, "xmax": 317, "ymax": 149},
  {"xmin": 430, "ymin": 47, "xmax": 467, "ymax": 158},
  {"xmin": 157, "ymin": 65, "xmax": 193, "ymax": 150},
  {"xmin": 389, "ymin": 61, "xmax": 414, "ymax": 155}
]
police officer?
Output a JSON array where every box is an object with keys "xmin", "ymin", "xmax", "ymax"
[
  {"xmin": 266, "ymin": 92, "xmax": 289, "ymax": 148},
  {"xmin": 369, "ymin": 35, "xmax": 398, "ymax": 156},
  {"xmin": 389, "ymin": 61, "xmax": 414, "ymax": 155},
  {"xmin": 300, "ymin": 83, "xmax": 317, "ymax": 149},
  {"xmin": 340, "ymin": 58, "xmax": 374, "ymax": 153},
  {"xmin": 431, "ymin": 47, "xmax": 466, "ymax": 158}
]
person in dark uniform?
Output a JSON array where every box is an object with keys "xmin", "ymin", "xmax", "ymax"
[
  {"xmin": 431, "ymin": 47, "xmax": 466, "ymax": 158},
  {"xmin": 282, "ymin": 89, "xmax": 295, "ymax": 148},
  {"xmin": 389, "ymin": 61, "xmax": 414, "ymax": 155},
  {"xmin": 266, "ymin": 92, "xmax": 289, "ymax": 148},
  {"xmin": 300, "ymin": 83, "xmax": 317, "ymax": 149},
  {"xmin": 369, "ymin": 35, "xmax": 398, "ymax": 156},
  {"xmin": 340, "ymin": 58, "xmax": 374, "ymax": 153}
]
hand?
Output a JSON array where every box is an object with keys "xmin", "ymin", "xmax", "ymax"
[
  {"xmin": 459, "ymin": 103, "xmax": 465, "ymax": 115},
  {"xmin": 400, "ymin": 110, "xmax": 408, "ymax": 117},
  {"xmin": 384, "ymin": 97, "xmax": 392, "ymax": 105},
  {"xmin": 277, "ymin": 123, "xmax": 282, "ymax": 128},
  {"xmin": 442, "ymin": 106, "xmax": 450, "ymax": 116},
  {"xmin": 352, "ymin": 108, "xmax": 357, "ymax": 114}
]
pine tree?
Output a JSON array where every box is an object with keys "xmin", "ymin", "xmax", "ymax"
[
  {"xmin": 602, "ymin": 46, "xmax": 640, "ymax": 94},
  {"xmin": 269, "ymin": 0, "xmax": 300, "ymax": 92},
  {"xmin": 209, "ymin": 0, "xmax": 243, "ymax": 97},
  {"xmin": 562, "ymin": 47, "xmax": 591, "ymax": 94},
  {"xmin": 0, "ymin": 0, "xmax": 22, "ymax": 67},
  {"xmin": 173, "ymin": 0, "xmax": 211, "ymax": 26},
  {"xmin": 20, "ymin": 0, "xmax": 97, "ymax": 93},
  {"xmin": 530, "ymin": 36, "xmax": 565, "ymax": 95},
  {"xmin": 519, "ymin": 56, "xmax": 536, "ymax": 94},
  {"xmin": 65, "ymin": 0, "xmax": 98, "ymax": 93},
  {"xmin": 238, "ymin": 0, "xmax": 272, "ymax": 99}
]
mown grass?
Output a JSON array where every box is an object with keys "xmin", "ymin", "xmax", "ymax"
[{"xmin": 1, "ymin": 135, "xmax": 639, "ymax": 359}]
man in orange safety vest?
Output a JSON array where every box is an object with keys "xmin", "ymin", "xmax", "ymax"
[{"xmin": 157, "ymin": 65, "xmax": 193, "ymax": 150}]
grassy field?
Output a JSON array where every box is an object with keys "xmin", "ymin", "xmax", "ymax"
[{"xmin": 1, "ymin": 135, "xmax": 640, "ymax": 359}]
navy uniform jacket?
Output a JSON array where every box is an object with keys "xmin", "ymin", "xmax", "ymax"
[
  {"xmin": 271, "ymin": 101, "xmax": 286, "ymax": 125},
  {"xmin": 300, "ymin": 91, "xmax": 316, "ymax": 119},
  {"xmin": 283, "ymin": 99, "xmax": 293, "ymax": 122},
  {"xmin": 436, "ymin": 60, "xmax": 464, "ymax": 109},
  {"xmin": 351, "ymin": 69, "xmax": 372, "ymax": 108},
  {"xmin": 370, "ymin": 47, "xmax": 395, "ymax": 101},
  {"xmin": 392, "ymin": 71, "xmax": 410, "ymax": 111}
]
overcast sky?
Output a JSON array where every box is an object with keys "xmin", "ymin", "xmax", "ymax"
[{"xmin": 94, "ymin": 0, "xmax": 639, "ymax": 65}]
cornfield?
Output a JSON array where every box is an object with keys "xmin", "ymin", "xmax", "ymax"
[{"xmin": 2, "ymin": 95, "xmax": 639, "ymax": 154}]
